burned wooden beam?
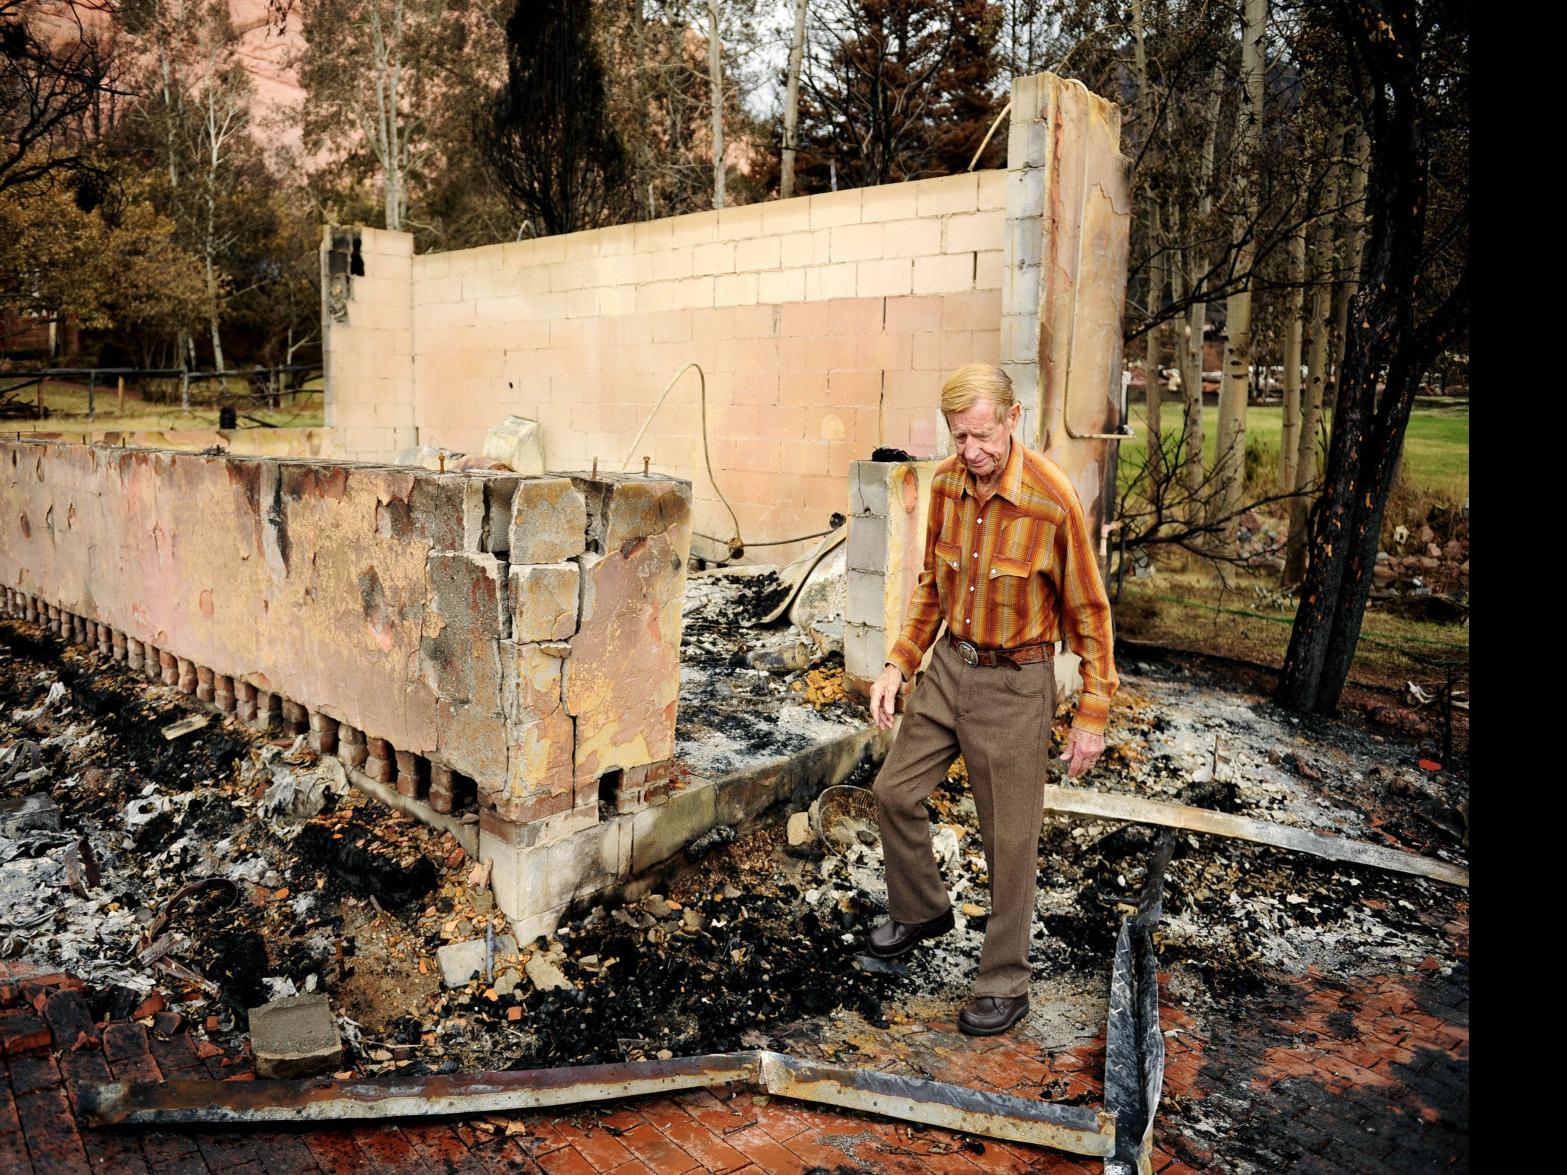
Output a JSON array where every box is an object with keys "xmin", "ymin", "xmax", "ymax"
[
  {"xmin": 80, "ymin": 1049, "xmax": 1117, "ymax": 1156},
  {"xmin": 1042, "ymin": 785, "xmax": 1468, "ymax": 887}
]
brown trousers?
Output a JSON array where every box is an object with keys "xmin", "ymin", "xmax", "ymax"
[{"xmin": 872, "ymin": 635, "xmax": 1054, "ymax": 998}]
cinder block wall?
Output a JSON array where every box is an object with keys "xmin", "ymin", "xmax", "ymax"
[
  {"xmin": 327, "ymin": 174, "xmax": 1007, "ymax": 565},
  {"xmin": 0, "ymin": 440, "xmax": 689, "ymax": 851},
  {"xmin": 321, "ymin": 226, "xmax": 418, "ymax": 459}
]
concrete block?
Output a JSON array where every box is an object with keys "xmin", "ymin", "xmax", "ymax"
[
  {"xmin": 844, "ymin": 621, "xmax": 889, "ymax": 682},
  {"xmin": 508, "ymin": 477, "xmax": 587, "ymax": 564},
  {"xmin": 600, "ymin": 476, "xmax": 691, "ymax": 552},
  {"xmin": 847, "ymin": 515, "xmax": 887, "ymax": 573},
  {"xmin": 425, "ymin": 549, "xmax": 509, "ymax": 658},
  {"xmin": 629, "ymin": 784, "xmax": 717, "ymax": 875},
  {"xmin": 408, "ymin": 473, "xmax": 467, "ymax": 550},
  {"xmin": 565, "ymin": 527, "xmax": 688, "ymax": 784},
  {"xmin": 247, "ymin": 994, "xmax": 343, "ymax": 1079},
  {"xmin": 481, "ymin": 416, "xmax": 546, "ymax": 475},
  {"xmin": 849, "ymin": 461, "xmax": 890, "ymax": 517},
  {"xmin": 846, "ymin": 568, "xmax": 887, "ymax": 628},
  {"xmin": 483, "ymin": 815, "xmax": 626, "ymax": 928},
  {"xmin": 509, "ymin": 563, "xmax": 579, "ymax": 642}
]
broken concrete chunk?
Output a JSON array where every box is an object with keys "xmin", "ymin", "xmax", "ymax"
[
  {"xmin": 786, "ymin": 811, "xmax": 813, "ymax": 846},
  {"xmin": 437, "ymin": 934, "xmax": 518, "ymax": 988},
  {"xmin": 482, "ymin": 416, "xmax": 546, "ymax": 476},
  {"xmin": 0, "ymin": 793, "xmax": 61, "ymax": 836},
  {"xmin": 509, "ymin": 563, "xmax": 580, "ymax": 642},
  {"xmin": 508, "ymin": 478, "xmax": 586, "ymax": 565},
  {"xmin": 462, "ymin": 479, "xmax": 488, "ymax": 551},
  {"xmin": 247, "ymin": 993, "xmax": 344, "ymax": 1079},
  {"xmin": 485, "ymin": 477, "xmax": 522, "ymax": 554},
  {"xmin": 160, "ymin": 714, "xmax": 209, "ymax": 741},
  {"xmin": 524, "ymin": 953, "xmax": 572, "ymax": 992}
]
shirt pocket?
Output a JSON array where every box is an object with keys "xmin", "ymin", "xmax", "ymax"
[
  {"xmin": 933, "ymin": 539, "xmax": 963, "ymax": 605},
  {"xmin": 986, "ymin": 554, "xmax": 1034, "ymax": 614}
]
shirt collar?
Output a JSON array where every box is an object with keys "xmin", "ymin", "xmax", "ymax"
[{"xmin": 960, "ymin": 433, "xmax": 1025, "ymax": 504}]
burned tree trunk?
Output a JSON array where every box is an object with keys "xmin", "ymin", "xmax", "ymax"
[{"xmin": 1276, "ymin": 0, "xmax": 1468, "ymax": 715}]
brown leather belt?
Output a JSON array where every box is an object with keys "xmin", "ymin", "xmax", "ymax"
[{"xmin": 946, "ymin": 632, "xmax": 1054, "ymax": 670}]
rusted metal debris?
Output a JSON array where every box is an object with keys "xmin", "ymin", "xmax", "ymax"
[
  {"xmin": 1042, "ymin": 784, "xmax": 1469, "ymax": 888},
  {"xmin": 1102, "ymin": 832, "xmax": 1173, "ymax": 1175},
  {"xmin": 81, "ymin": 1049, "xmax": 1116, "ymax": 1156},
  {"xmin": 758, "ymin": 1053, "xmax": 1113, "ymax": 1154}
]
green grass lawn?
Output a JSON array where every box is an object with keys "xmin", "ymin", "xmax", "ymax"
[
  {"xmin": 1120, "ymin": 399, "xmax": 1469, "ymax": 500},
  {"xmin": 0, "ymin": 377, "xmax": 325, "ymax": 433},
  {"xmin": 1112, "ymin": 397, "xmax": 1468, "ymax": 700}
]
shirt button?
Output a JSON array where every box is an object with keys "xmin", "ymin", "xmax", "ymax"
[
  {"xmin": 972, "ymin": 552, "xmax": 978, "ymax": 559},
  {"xmin": 970, "ymin": 586, "xmax": 975, "ymax": 592},
  {"xmin": 977, "ymin": 517, "xmax": 983, "ymax": 524},
  {"xmin": 965, "ymin": 618, "xmax": 972, "ymax": 624}
]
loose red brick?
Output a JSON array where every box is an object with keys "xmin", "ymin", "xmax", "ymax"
[
  {"xmin": 42, "ymin": 996, "xmax": 95, "ymax": 1046},
  {"xmin": 131, "ymin": 992, "xmax": 165, "ymax": 1021},
  {"xmin": 0, "ymin": 1010, "xmax": 51, "ymax": 1056}
]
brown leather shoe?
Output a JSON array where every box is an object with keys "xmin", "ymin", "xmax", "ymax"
[
  {"xmin": 958, "ymin": 994, "xmax": 1030, "ymax": 1036},
  {"xmin": 866, "ymin": 907, "xmax": 955, "ymax": 959}
]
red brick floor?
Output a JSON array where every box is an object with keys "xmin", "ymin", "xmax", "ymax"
[{"xmin": 0, "ymin": 947, "xmax": 1467, "ymax": 1174}]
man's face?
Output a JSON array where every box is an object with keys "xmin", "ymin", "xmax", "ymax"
[{"xmin": 946, "ymin": 399, "xmax": 1020, "ymax": 482}]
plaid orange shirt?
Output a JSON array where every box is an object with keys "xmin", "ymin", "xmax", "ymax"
[{"xmin": 886, "ymin": 440, "xmax": 1119, "ymax": 735}]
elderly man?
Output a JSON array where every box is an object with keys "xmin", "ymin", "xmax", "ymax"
[{"xmin": 866, "ymin": 362, "xmax": 1118, "ymax": 1036}]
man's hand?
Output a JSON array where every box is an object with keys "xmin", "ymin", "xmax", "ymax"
[
  {"xmin": 869, "ymin": 664, "xmax": 905, "ymax": 731},
  {"xmin": 1063, "ymin": 726, "xmax": 1104, "ymax": 779}
]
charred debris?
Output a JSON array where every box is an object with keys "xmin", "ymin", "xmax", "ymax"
[{"xmin": 0, "ymin": 572, "xmax": 1468, "ymax": 1164}]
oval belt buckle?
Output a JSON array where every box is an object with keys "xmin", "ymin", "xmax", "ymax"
[{"xmin": 956, "ymin": 640, "xmax": 979, "ymax": 667}]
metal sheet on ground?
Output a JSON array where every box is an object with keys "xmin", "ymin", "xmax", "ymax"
[
  {"xmin": 1042, "ymin": 784, "xmax": 1469, "ymax": 887},
  {"xmin": 82, "ymin": 1047, "xmax": 1115, "ymax": 1155}
]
